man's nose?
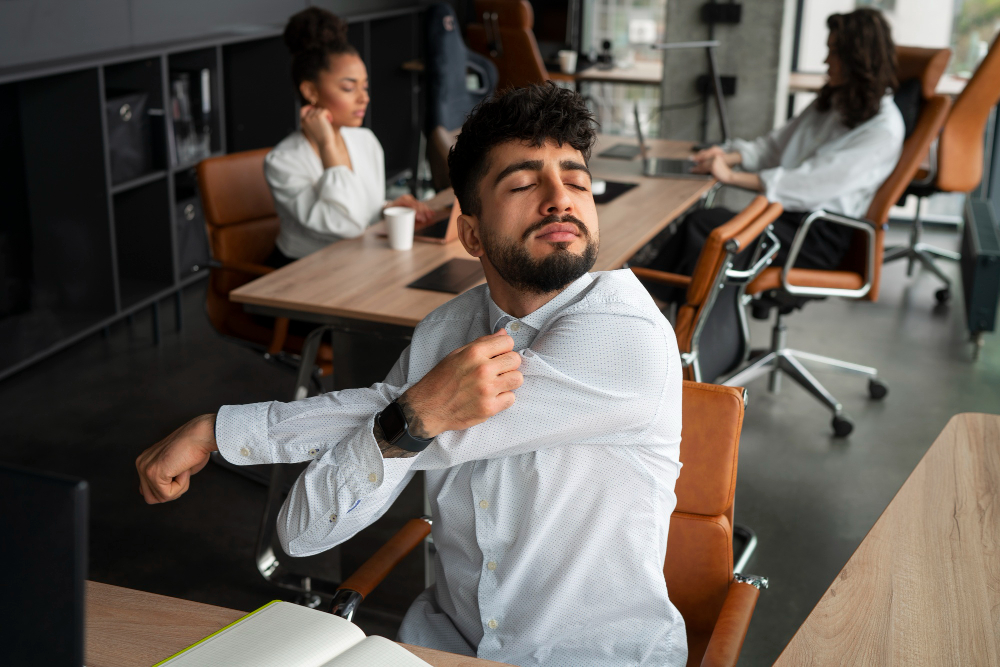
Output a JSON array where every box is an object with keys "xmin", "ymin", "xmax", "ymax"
[{"xmin": 539, "ymin": 179, "xmax": 573, "ymax": 216}]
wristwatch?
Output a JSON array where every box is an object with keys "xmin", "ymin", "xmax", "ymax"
[{"xmin": 376, "ymin": 401, "xmax": 433, "ymax": 453}]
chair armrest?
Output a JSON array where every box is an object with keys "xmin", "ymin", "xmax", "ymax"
[
  {"xmin": 208, "ymin": 259, "xmax": 274, "ymax": 277},
  {"xmin": 700, "ymin": 578, "xmax": 765, "ymax": 667},
  {"xmin": 330, "ymin": 517, "xmax": 433, "ymax": 620},
  {"xmin": 779, "ymin": 209, "xmax": 878, "ymax": 299},
  {"xmin": 630, "ymin": 267, "xmax": 693, "ymax": 287}
]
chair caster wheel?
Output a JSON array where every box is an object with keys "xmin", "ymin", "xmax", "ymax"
[
  {"xmin": 868, "ymin": 378, "xmax": 888, "ymax": 400},
  {"xmin": 832, "ymin": 415, "xmax": 854, "ymax": 437},
  {"xmin": 934, "ymin": 288, "xmax": 951, "ymax": 304}
]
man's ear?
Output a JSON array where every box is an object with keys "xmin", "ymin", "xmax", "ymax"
[
  {"xmin": 457, "ymin": 214, "xmax": 484, "ymax": 258},
  {"xmin": 299, "ymin": 81, "xmax": 319, "ymax": 106}
]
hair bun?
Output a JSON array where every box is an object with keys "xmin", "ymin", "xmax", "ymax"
[{"xmin": 284, "ymin": 7, "xmax": 349, "ymax": 55}]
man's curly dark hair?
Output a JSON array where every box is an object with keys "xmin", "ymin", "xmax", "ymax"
[
  {"xmin": 448, "ymin": 83, "xmax": 597, "ymax": 217},
  {"xmin": 817, "ymin": 8, "xmax": 898, "ymax": 129}
]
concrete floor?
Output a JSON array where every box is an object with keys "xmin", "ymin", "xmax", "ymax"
[{"xmin": 0, "ymin": 224, "xmax": 996, "ymax": 665}]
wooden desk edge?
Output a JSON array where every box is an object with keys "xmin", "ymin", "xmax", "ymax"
[
  {"xmin": 772, "ymin": 412, "xmax": 1000, "ymax": 664},
  {"xmin": 86, "ymin": 581, "xmax": 513, "ymax": 667}
]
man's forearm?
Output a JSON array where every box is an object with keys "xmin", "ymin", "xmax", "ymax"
[{"xmin": 373, "ymin": 416, "xmax": 419, "ymax": 459}]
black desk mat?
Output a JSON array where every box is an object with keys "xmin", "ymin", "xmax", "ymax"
[
  {"xmin": 408, "ymin": 258, "xmax": 484, "ymax": 294},
  {"xmin": 594, "ymin": 180, "xmax": 639, "ymax": 205}
]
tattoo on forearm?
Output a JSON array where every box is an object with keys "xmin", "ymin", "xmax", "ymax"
[
  {"xmin": 373, "ymin": 420, "xmax": 418, "ymax": 459},
  {"xmin": 396, "ymin": 393, "xmax": 433, "ymax": 439}
]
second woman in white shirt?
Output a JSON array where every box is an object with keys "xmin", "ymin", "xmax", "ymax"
[
  {"xmin": 265, "ymin": 8, "xmax": 432, "ymax": 265},
  {"xmin": 642, "ymin": 8, "xmax": 904, "ymax": 300}
]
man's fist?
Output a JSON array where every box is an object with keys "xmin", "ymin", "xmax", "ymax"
[
  {"xmin": 136, "ymin": 413, "xmax": 218, "ymax": 504},
  {"xmin": 400, "ymin": 330, "xmax": 523, "ymax": 439}
]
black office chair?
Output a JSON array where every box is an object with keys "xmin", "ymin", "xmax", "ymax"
[{"xmin": 423, "ymin": 2, "xmax": 497, "ymax": 190}]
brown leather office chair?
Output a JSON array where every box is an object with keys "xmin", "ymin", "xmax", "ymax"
[
  {"xmin": 887, "ymin": 38, "xmax": 1000, "ymax": 303},
  {"xmin": 326, "ymin": 381, "xmax": 766, "ymax": 667},
  {"xmin": 633, "ymin": 196, "xmax": 784, "ymax": 385},
  {"xmin": 466, "ymin": 0, "xmax": 575, "ymax": 90},
  {"xmin": 196, "ymin": 149, "xmax": 332, "ymax": 375},
  {"xmin": 724, "ymin": 47, "xmax": 952, "ymax": 436}
]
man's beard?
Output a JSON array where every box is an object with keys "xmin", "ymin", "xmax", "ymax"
[{"xmin": 481, "ymin": 214, "xmax": 598, "ymax": 294}]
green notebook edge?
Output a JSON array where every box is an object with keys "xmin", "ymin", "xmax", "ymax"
[{"xmin": 151, "ymin": 599, "xmax": 283, "ymax": 667}]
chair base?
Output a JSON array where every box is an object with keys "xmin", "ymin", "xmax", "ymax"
[
  {"xmin": 723, "ymin": 314, "xmax": 887, "ymax": 437},
  {"xmin": 883, "ymin": 195, "xmax": 960, "ymax": 302}
]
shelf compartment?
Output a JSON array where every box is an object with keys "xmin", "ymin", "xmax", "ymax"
[
  {"xmin": 0, "ymin": 68, "xmax": 116, "ymax": 373},
  {"xmin": 223, "ymin": 37, "xmax": 297, "ymax": 152},
  {"xmin": 172, "ymin": 168, "xmax": 212, "ymax": 277},
  {"xmin": 103, "ymin": 57, "xmax": 169, "ymax": 186},
  {"xmin": 113, "ymin": 178, "xmax": 174, "ymax": 309},
  {"xmin": 168, "ymin": 48, "xmax": 224, "ymax": 167}
]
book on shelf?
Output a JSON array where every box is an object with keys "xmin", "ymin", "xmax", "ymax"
[{"xmin": 154, "ymin": 600, "xmax": 431, "ymax": 667}]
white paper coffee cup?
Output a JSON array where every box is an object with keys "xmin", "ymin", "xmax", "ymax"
[
  {"xmin": 384, "ymin": 206, "xmax": 416, "ymax": 251},
  {"xmin": 558, "ymin": 50, "xmax": 578, "ymax": 74}
]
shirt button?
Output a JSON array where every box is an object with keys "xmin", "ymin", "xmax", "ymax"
[
  {"xmin": 329, "ymin": 514, "xmax": 337, "ymax": 522},
  {"xmin": 368, "ymin": 473, "xmax": 378, "ymax": 483},
  {"xmin": 487, "ymin": 561, "xmax": 497, "ymax": 571},
  {"xmin": 479, "ymin": 499, "xmax": 489, "ymax": 509},
  {"xmin": 487, "ymin": 619, "xmax": 498, "ymax": 630},
  {"xmin": 510, "ymin": 321, "xmax": 521, "ymax": 332},
  {"xmin": 240, "ymin": 447, "xmax": 250, "ymax": 457}
]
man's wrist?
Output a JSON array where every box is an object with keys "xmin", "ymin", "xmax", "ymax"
[{"xmin": 396, "ymin": 391, "xmax": 438, "ymax": 439}]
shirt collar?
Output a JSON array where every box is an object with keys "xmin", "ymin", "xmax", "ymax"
[{"xmin": 486, "ymin": 272, "xmax": 595, "ymax": 334}]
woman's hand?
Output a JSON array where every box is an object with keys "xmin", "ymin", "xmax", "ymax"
[
  {"xmin": 300, "ymin": 104, "xmax": 337, "ymax": 148},
  {"xmin": 692, "ymin": 146, "xmax": 742, "ymax": 167},
  {"xmin": 692, "ymin": 153, "xmax": 736, "ymax": 183},
  {"xmin": 388, "ymin": 193, "xmax": 435, "ymax": 226}
]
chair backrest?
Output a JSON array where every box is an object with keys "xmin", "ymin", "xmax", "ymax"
[
  {"xmin": 937, "ymin": 35, "xmax": 1000, "ymax": 193},
  {"xmin": 425, "ymin": 2, "xmax": 498, "ymax": 138},
  {"xmin": 196, "ymin": 149, "xmax": 280, "ymax": 335},
  {"xmin": 675, "ymin": 197, "xmax": 783, "ymax": 382},
  {"xmin": 427, "ymin": 126, "xmax": 461, "ymax": 191},
  {"xmin": 842, "ymin": 46, "xmax": 952, "ymax": 301},
  {"xmin": 466, "ymin": 0, "xmax": 548, "ymax": 90},
  {"xmin": 667, "ymin": 381, "xmax": 746, "ymax": 667}
]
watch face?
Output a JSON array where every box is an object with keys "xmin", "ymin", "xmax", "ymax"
[{"xmin": 379, "ymin": 402, "xmax": 407, "ymax": 443}]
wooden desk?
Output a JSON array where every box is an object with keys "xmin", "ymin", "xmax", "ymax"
[
  {"xmin": 575, "ymin": 60, "xmax": 662, "ymax": 86},
  {"xmin": 85, "ymin": 581, "xmax": 511, "ymax": 667},
  {"xmin": 230, "ymin": 135, "xmax": 710, "ymax": 330},
  {"xmin": 774, "ymin": 413, "xmax": 1000, "ymax": 665}
]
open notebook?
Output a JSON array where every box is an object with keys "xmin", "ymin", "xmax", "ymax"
[{"xmin": 154, "ymin": 600, "xmax": 430, "ymax": 667}]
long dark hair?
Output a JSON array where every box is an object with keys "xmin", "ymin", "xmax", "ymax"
[
  {"xmin": 816, "ymin": 8, "xmax": 898, "ymax": 129},
  {"xmin": 283, "ymin": 8, "xmax": 357, "ymax": 103}
]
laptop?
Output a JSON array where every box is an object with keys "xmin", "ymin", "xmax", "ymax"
[
  {"xmin": 635, "ymin": 105, "xmax": 708, "ymax": 180},
  {"xmin": 413, "ymin": 197, "xmax": 462, "ymax": 244},
  {"xmin": 0, "ymin": 463, "xmax": 88, "ymax": 666}
]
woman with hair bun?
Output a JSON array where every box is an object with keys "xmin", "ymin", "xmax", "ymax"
[{"xmin": 265, "ymin": 7, "xmax": 432, "ymax": 264}]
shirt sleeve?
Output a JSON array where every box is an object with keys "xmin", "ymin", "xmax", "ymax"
[
  {"xmin": 264, "ymin": 142, "xmax": 380, "ymax": 240},
  {"xmin": 413, "ymin": 305, "xmax": 677, "ymax": 471},
  {"xmin": 756, "ymin": 116, "xmax": 902, "ymax": 213},
  {"xmin": 215, "ymin": 346, "xmax": 418, "ymax": 557},
  {"xmin": 730, "ymin": 109, "xmax": 807, "ymax": 172}
]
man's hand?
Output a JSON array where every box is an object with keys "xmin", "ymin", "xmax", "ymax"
[
  {"xmin": 136, "ymin": 413, "xmax": 218, "ymax": 504},
  {"xmin": 399, "ymin": 330, "xmax": 523, "ymax": 440}
]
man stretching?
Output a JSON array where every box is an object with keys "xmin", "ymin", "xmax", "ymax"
[{"xmin": 136, "ymin": 83, "xmax": 686, "ymax": 667}]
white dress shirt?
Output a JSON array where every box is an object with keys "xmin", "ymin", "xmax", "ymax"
[
  {"xmin": 264, "ymin": 127, "xmax": 386, "ymax": 259},
  {"xmin": 216, "ymin": 269, "xmax": 687, "ymax": 667},
  {"xmin": 729, "ymin": 93, "xmax": 904, "ymax": 218}
]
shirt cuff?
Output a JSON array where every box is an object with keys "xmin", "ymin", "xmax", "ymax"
[
  {"xmin": 333, "ymin": 414, "xmax": 388, "ymax": 496},
  {"xmin": 730, "ymin": 138, "xmax": 760, "ymax": 172},
  {"xmin": 216, "ymin": 402, "xmax": 273, "ymax": 465}
]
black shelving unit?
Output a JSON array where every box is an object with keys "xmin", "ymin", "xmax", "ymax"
[{"xmin": 0, "ymin": 6, "xmax": 424, "ymax": 381}]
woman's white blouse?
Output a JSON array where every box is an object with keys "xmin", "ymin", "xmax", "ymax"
[
  {"xmin": 729, "ymin": 93, "xmax": 905, "ymax": 218},
  {"xmin": 264, "ymin": 127, "xmax": 386, "ymax": 259}
]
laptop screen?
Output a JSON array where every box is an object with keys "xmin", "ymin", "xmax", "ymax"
[{"xmin": 0, "ymin": 463, "xmax": 88, "ymax": 666}]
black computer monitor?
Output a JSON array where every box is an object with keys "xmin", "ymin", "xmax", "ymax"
[{"xmin": 0, "ymin": 463, "xmax": 88, "ymax": 666}]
